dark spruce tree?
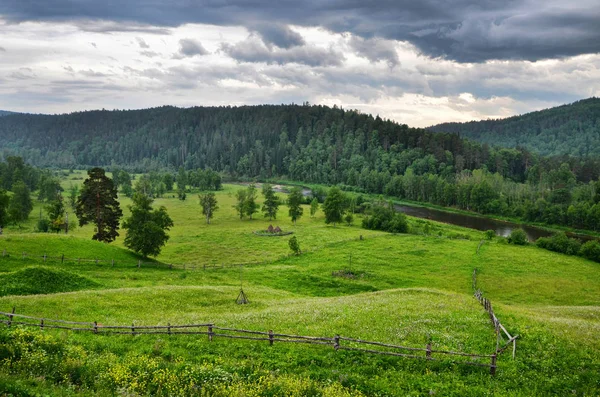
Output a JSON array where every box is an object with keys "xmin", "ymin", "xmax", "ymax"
[
  {"xmin": 123, "ymin": 193, "xmax": 173, "ymax": 257},
  {"xmin": 261, "ymin": 184, "xmax": 280, "ymax": 221},
  {"xmin": 75, "ymin": 168, "xmax": 123, "ymax": 243}
]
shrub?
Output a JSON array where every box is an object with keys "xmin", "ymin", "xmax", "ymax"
[
  {"xmin": 36, "ymin": 218, "xmax": 50, "ymax": 232},
  {"xmin": 362, "ymin": 204, "xmax": 408, "ymax": 234},
  {"xmin": 508, "ymin": 229, "xmax": 528, "ymax": 245},
  {"xmin": 536, "ymin": 232, "xmax": 581, "ymax": 255},
  {"xmin": 288, "ymin": 236, "xmax": 301, "ymax": 255},
  {"xmin": 484, "ymin": 230, "xmax": 495, "ymax": 240},
  {"xmin": 579, "ymin": 240, "xmax": 600, "ymax": 263}
]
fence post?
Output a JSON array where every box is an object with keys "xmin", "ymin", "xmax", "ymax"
[
  {"xmin": 334, "ymin": 335, "xmax": 340, "ymax": 350},
  {"xmin": 96, "ymin": 258, "xmax": 99, "ymax": 265},
  {"xmin": 137, "ymin": 260, "xmax": 141, "ymax": 268},
  {"xmin": 203, "ymin": 264, "xmax": 206, "ymax": 271},
  {"xmin": 44, "ymin": 254, "xmax": 47, "ymax": 263},
  {"xmin": 512, "ymin": 339, "xmax": 517, "ymax": 360},
  {"xmin": 40, "ymin": 319, "xmax": 44, "ymax": 330},
  {"xmin": 269, "ymin": 330, "xmax": 274, "ymax": 346},
  {"xmin": 94, "ymin": 321, "xmax": 98, "ymax": 334},
  {"xmin": 168, "ymin": 323, "xmax": 171, "ymax": 336},
  {"xmin": 426, "ymin": 342, "xmax": 432, "ymax": 360},
  {"xmin": 7, "ymin": 307, "xmax": 15, "ymax": 327},
  {"xmin": 490, "ymin": 354, "xmax": 497, "ymax": 376},
  {"xmin": 208, "ymin": 325, "xmax": 213, "ymax": 342},
  {"xmin": 131, "ymin": 323, "xmax": 135, "ymax": 336},
  {"xmin": 112, "ymin": 259, "xmax": 114, "ymax": 267},
  {"xmin": 22, "ymin": 252, "xmax": 25, "ymax": 259},
  {"xmin": 61, "ymin": 254, "xmax": 64, "ymax": 264},
  {"xmin": 2, "ymin": 249, "xmax": 5, "ymax": 257}
]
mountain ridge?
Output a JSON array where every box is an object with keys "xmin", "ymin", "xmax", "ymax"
[{"xmin": 428, "ymin": 97, "xmax": 600, "ymax": 157}]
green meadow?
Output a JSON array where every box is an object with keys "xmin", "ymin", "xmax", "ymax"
[{"xmin": 0, "ymin": 182, "xmax": 599, "ymax": 396}]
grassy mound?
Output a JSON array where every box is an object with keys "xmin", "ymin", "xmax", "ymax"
[{"xmin": 0, "ymin": 267, "xmax": 98, "ymax": 297}]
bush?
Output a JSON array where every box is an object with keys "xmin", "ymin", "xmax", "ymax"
[
  {"xmin": 508, "ymin": 229, "xmax": 528, "ymax": 245},
  {"xmin": 579, "ymin": 240, "xmax": 600, "ymax": 263},
  {"xmin": 484, "ymin": 230, "xmax": 495, "ymax": 240},
  {"xmin": 288, "ymin": 236, "xmax": 301, "ymax": 255},
  {"xmin": 536, "ymin": 232, "xmax": 581, "ymax": 255},
  {"xmin": 36, "ymin": 218, "xmax": 50, "ymax": 233},
  {"xmin": 362, "ymin": 204, "xmax": 408, "ymax": 234}
]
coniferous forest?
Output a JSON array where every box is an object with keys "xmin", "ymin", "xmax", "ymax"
[
  {"xmin": 0, "ymin": 103, "xmax": 600, "ymax": 232},
  {"xmin": 429, "ymin": 97, "xmax": 600, "ymax": 157}
]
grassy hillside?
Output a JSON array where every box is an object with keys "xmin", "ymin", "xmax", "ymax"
[
  {"xmin": 429, "ymin": 97, "xmax": 600, "ymax": 157},
  {"xmin": 0, "ymin": 183, "xmax": 598, "ymax": 395}
]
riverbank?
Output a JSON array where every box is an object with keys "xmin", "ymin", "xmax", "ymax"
[{"xmin": 257, "ymin": 178, "xmax": 600, "ymax": 241}]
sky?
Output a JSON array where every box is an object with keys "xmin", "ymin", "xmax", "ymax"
[{"xmin": 0, "ymin": 1, "xmax": 599, "ymax": 127}]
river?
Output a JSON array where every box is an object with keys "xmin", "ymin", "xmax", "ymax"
[{"xmin": 395, "ymin": 204, "xmax": 597, "ymax": 242}]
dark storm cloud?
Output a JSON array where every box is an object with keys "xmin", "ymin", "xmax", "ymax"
[
  {"xmin": 221, "ymin": 38, "xmax": 344, "ymax": 67},
  {"xmin": 251, "ymin": 24, "xmax": 305, "ymax": 49},
  {"xmin": 1, "ymin": 1, "xmax": 598, "ymax": 62},
  {"xmin": 175, "ymin": 38, "xmax": 208, "ymax": 58},
  {"xmin": 348, "ymin": 37, "xmax": 399, "ymax": 67}
]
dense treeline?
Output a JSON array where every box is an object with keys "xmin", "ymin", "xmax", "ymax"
[
  {"xmin": 429, "ymin": 97, "xmax": 600, "ymax": 157},
  {"xmin": 1, "ymin": 104, "xmax": 600, "ymax": 232}
]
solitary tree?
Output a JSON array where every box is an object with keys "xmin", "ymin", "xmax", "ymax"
[
  {"xmin": 177, "ymin": 167, "xmax": 187, "ymax": 200},
  {"xmin": 288, "ymin": 236, "xmax": 301, "ymax": 255},
  {"xmin": 323, "ymin": 187, "xmax": 347, "ymax": 227},
  {"xmin": 310, "ymin": 198, "xmax": 319, "ymax": 217},
  {"xmin": 234, "ymin": 189, "xmax": 247, "ymax": 219},
  {"xmin": 261, "ymin": 184, "xmax": 280, "ymax": 221},
  {"xmin": 123, "ymin": 193, "xmax": 174, "ymax": 257},
  {"xmin": 244, "ymin": 184, "xmax": 259, "ymax": 220},
  {"xmin": 287, "ymin": 187, "xmax": 304, "ymax": 225},
  {"xmin": 8, "ymin": 181, "xmax": 33, "ymax": 225},
  {"xmin": 75, "ymin": 168, "xmax": 123, "ymax": 243},
  {"xmin": 199, "ymin": 192, "xmax": 219, "ymax": 224}
]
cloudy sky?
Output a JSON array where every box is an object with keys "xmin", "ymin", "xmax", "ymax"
[{"xmin": 0, "ymin": 1, "xmax": 599, "ymax": 127}]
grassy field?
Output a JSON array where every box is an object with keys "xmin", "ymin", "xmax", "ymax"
[{"xmin": 0, "ymin": 180, "xmax": 598, "ymax": 396}]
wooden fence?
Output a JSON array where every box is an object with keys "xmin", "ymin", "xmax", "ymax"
[
  {"xmin": 472, "ymin": 268, "xmax": 518, "ymax": 359},
  {"xmin": 0, "ymin": 308, "xmax": 498, "ymax": 375}
]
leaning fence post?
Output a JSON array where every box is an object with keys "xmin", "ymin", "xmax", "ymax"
[
  {"xmin": 269, "ymin": 330, "xmax": 274, "ymax": 346},
  {"xmin": 426, "ymin": 342, "xmax": 432, "ymax": 360},
  {"xmin": 7, "ymin": 307, "xmax": 15, "ymax": 327},
  {"xmin": 490, "ymin": 354, "xmax": 497, "ymax": 376},
  {"xmin": 40, "ymin": 319, "xmax": 44, "ymax": 330},
  {"xmin": 208, "ymin": 325, "xmax": 213, "ymax": 342},
  {"xmin": 94, "ymin": 321, "xmax": 98, "ymax": 334},
  {"xmin": 61, "ymin": 254, "xmax": 65, "ymax": 264},
  {"xmin": 512, "ymin": 338, "xmax": 517, "ymax": 360},
  {"xmin": 334, "ymin": 335, "xmax": 340, "ymax": 350}
]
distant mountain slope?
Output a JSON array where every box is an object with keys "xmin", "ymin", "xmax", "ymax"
[
  {"xmin": 428, "ymin": 98, "xmax": 600, "ymax": 157},
  {"xmin": 0, "ymin": 110, "xmax": 17, "ymax": 117}
]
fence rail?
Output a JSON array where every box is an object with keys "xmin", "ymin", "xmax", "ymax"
[
  {"xmin": 0, "ymin": 309, "xmax": 498, "ymax": 375},
  {"xmin": 472, "ymin": 268, "xmax": 518, "ymax": 360}
]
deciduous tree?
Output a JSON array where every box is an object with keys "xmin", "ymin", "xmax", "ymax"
[
  {"xmin": 123, "ymin": 193, "xmax": 174, "ymax": 257},
  {"xmin": 323, "ymin": 187, "xmax": 346, "ymax": 227},
  {"xmin": 199, "ymin": 192, "xmax": 218, "ymax": 224}
]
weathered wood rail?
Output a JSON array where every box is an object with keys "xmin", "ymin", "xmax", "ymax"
[
  {"xmin": 0, "ymin": 309, "xmax": 498, "ymax": 375},
  {"xmin": 472, "ymin": 268, "xmax": 518, "ymax": 360}
]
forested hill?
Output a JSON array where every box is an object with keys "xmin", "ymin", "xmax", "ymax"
[
  {"xmin": 429, "ymin": 98, "xmax": 600, "ymax": 157},
  {"xmin": 0, "ymin": 111, "xmax": 17, "ymax": 117},
  {"xmin": 0, "ymin": 103, "xmax": 599, "ymax": 186}
]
